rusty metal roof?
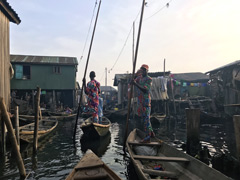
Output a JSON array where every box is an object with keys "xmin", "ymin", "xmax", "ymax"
[
  {"xmin": 10, "ymin": 54, "xmax": 78, "ymax": 65},
  {"xmin": 0, "ymin": 0, "xmax": 21, "ymax": 24},
  {"xmin": 172, "ymin": 72, "xmax": 209, "ymax": 82},
  {"xmin": 205, "ymin": 60, "xmax": 240, "ymax": 74}
]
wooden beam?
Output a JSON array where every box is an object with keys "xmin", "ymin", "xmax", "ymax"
[
  {"xmin": 128, "ymin": 141, "xmax": 161, "ymax": 146},
  {"xmin": 133, "ymin": 155, "xmax": 189, "ymax": 163}
]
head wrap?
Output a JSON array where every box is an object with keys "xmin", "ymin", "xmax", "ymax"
[{"xmin": 141, "ymin": 64, "xmax": 149, "ymax": 71}]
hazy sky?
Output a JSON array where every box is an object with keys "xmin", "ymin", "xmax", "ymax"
[{"xmin": 8, "ymin": 0, "xmax": 240, "ymax": 87}]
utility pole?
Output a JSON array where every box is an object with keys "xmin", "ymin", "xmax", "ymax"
[{"xmin": 105, "ymin": 67, "xmax": 107, "ymax": 86}]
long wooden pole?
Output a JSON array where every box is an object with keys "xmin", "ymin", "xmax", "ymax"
[
  {"xmin": 33, "ymin": 87, "xmax": 41, "ymax": 154},
  {"xmin": 73, "ymin": 0, "xmax": 102, "ymax": 140},
  {"xmin": 0, "ymin": 97, "xmax": 26, "ymax": 178},
  {"xmin": 123, "ymin": 0, "xmax": 146, "ymax": 151}
]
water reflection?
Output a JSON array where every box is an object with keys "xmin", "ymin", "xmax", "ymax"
[
  {"xmin": 80, "ymin": 132, "xmax": 111, "ymax": 157},
  {"xmin": 0, "ymin": 116, "xmax": 239, "ymax": 179}
]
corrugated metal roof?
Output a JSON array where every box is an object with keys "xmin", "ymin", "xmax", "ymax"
[
  {"xmin": 100, "ymin": 86, "xmax": 117, "ymax": 92},
  {"xmin": 10, "ymin": 54, "xmax": 78, "ymax": 65},
  {"xmin": 113, "ymin": 71, "xmax": 171, "ymax": 86},
  {"xmin": 205, "ymin": 60, "xmax": 240, "ymax": 74},
  {"xmin": 172, "ymin": 72, "xmax": 209, "ymax": 82},
  {"xmin": 0, "ymin": 0, "xmax": 21, "ymax": 24}
]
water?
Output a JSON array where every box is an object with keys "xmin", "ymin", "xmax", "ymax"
[{"xmin": 0, "ymin": 116, "xmax": 239, "ymax": 179}]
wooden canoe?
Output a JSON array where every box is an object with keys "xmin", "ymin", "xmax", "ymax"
[
  {"xmin": 126, "ymin": 128, "xmax": 232, "ymax": 180},
  {"xmin": 66, "ymin": 149, "xmax": 122, "ymax": 180},
  {"xmin": 80, "ymin": 116, "xmax": 111, "ymax": 138},
  {"xmin": 19, "ymin": 119, "xmax": 58, "ymax": 143}
]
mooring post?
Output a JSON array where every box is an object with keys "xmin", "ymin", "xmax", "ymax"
[
  {"xmin": 186, "ymin": 108, "xmax": 200, "ymax": 156},
  {"xmin": 0, "ymin": 97, "xmax": 26, "ymax": 178},
  {"xmin": 33, "ymin": 87, "xmax": 41, "ymax": 154},
  {"xmin": 14, "ymin": 106, "xmax": 20, "ymax": 145},
  {"xmin": 233, "ymin": 115, "xmax": 240, "ymax": 161},
  {"xmin": 0, "ymin": 110, "xmax": 6, "ymax": 156}
]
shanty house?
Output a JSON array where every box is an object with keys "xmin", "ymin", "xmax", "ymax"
[
  {"xmin": 206, "ymin": 60, "xmax": 240, "ymax": 116},
  {"xmin": 0, "ymin": 0, "xmax": 21, "ymax": 155},
  {"xmin": 113, "ymin": 72, "xmax": 170, "ymax": 112},
  {"xmin": 10, "ymin": 55, "xmax": 78, "ymax": 111},
  {"xmin": 170, "ymin": 72, "xmax": 210, "ymax": 99},
  {"xmin": 100, "ymin": 86, "xmax": 117, "ymax": 110},
  {"xmin": 0, "ymin": 0, "xmax": 20, "ymax": 109}
]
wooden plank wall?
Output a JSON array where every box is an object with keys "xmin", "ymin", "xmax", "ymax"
[{"xmin": 0, "ymin": 10, "xmax": 10, "ymax": 110}]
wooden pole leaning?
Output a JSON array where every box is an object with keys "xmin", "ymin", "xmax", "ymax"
[
  {"xmin": 33, "ymin": 87, "xmax": 41, "ymax": 154},
  {"xmin": 123, "ymin": 0, "xmax": 146, "ymax": 151},
  {"xmin": 73, "ymin": 0, "xmax": 102, "ymax": 141},
  {"xmin": 0, "ymin": 97, "xmax": 26, "ymax": 178}
]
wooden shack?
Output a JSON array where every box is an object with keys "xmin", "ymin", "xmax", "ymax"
[
  {"xmin": 0, "ymin": 0, "xmax": 21, "ymax": 154},
  {"xmin": 113, "ymin": 71, "xmax": 170, "ymax": 112},
  {"xmin": 10, "ymin": 55, "xmax": 78, "ymax": 111},
  {"xmin": 206, "ymin": 60, "xmax": 240, "ymax": 116}
]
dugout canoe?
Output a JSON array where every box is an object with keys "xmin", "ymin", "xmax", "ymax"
[
  {"xmin": 65, "ymin": 149, "xmax": 122, "ymax": 180},
  {"xmin": 80, "ymin": 116, "xmax": 111, "ymax": 138},
  {"xmin": 126, "ymin": 128, "xmax": 232, "ymax": 180},
  {"xmin": 19, "ymin": 119, "xmax": 58, "ymax": 144}
]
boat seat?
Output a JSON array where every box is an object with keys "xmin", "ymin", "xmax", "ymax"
[
  {"xmin": 128, "ymin": 141, "xmax": 161, "ymax": 146},
  {"xmin": 142, "ymin": 168, "xmax": 178, "ymax": 179},
  {"xmin": 133, "ymin": 155, "xmax": 190, "ymax": 163},
  {"xmin": 73, "ymin": 167, "xmax": 108, "ymax": 180}
]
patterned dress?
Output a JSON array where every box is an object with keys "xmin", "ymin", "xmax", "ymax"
[
  {"xmin": 85, "ymin": 79, "xmax": 100, "ymax": 122},
  {"xmin": 135, "ymin": 75, "xmax": 154, "ymax": 136}
]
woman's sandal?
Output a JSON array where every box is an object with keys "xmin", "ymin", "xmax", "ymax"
[{"xmin": 140, "ymin": 135, "xmax": 151, "ymax": 143}]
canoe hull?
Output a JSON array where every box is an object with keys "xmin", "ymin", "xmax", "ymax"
[
  {"xmin": 80, "ymin": 117, "xmax": 111, "ymax": 138},
  {"xmin": 19, "ymin": 119, "xmax": 58, "ymax": 144},
  {"xmin": 126, "ymin": 128, "xmax": 231, "ymax": 180},
  {"xmin": 65, "ymin": 149, "xmax": 122, "ymax": 180}
]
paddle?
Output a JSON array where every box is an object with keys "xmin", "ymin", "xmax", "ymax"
[
  {"xmin": 123, "ymin": 0, "xmax": 146, "ymax": 151},
  {"xmin": 73, "ymin": 0, "xmax": 102, "ymax": 141}
]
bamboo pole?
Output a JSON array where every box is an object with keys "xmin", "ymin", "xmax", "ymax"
[
  {"xmin": 0, "ymin": 97, "xmax": 26, "ymax": 178},
  {"xmin": 14, "ymin": 106, "xmax": 20, "ymax": 145},
  {"xmin": 73, "ymin": 0, "xmax": 102, "ymax": 140},
  {"xmin": 233, "ymin": 115, "xmax": 240, "ymax": 161},
  {"xmin": 123, "ymin": 0, "xmax": 146, "ymax": 151},
  {"xmin": 33, "ymin": 87, "xmax": 41, "ymax": 154}
]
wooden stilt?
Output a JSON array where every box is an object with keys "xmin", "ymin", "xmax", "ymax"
[
  {"xmin": 0, "ymin": 97, "xmax": 26, "ymax": 178},
  {"xmin": 33, "ymin": 87, "xmax": 41, "ymax": 154},
  {"xmin": 185, "ymin": 108, "xmax": 200, "ymax": 156},
  {"xmin": 233, "ymin": 115, "xmax": 240, "ymax": 161},
  {"xmin": 0, "ymin": 110, "xmax": 6, "ymax": 156},
  {"xmin": 14, "ymin": 106, "xmax": 20, "ymax": 145}
]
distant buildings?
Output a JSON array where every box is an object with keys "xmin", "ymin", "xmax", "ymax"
[{"xmin": 206, "ymin": 60, "xmax": 240, "ymax": 116}]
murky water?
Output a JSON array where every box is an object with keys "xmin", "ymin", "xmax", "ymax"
[{"xmin": 0, "ymin": 116, "xmax": 239, "ymax": 179}]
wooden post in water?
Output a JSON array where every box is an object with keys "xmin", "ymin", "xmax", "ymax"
[
  {"xmin": 186, "ymin": 108, "xmax": 200, "ymax": 156},
  {"xmin": 0, "ymin": 97, "xmax": 26, "ymax": 178},
  {"xmin": 14, "ymin": 106, "xmax": 20, "ymax": 145},
  {"xmin": 0, "ymin": 109, "xmax": 6, "ymax": 156},
  {"xmin": 33, "ymin": 87, "xmax": 41, "ymax": 154},
  {"xmin": 233, "ymin": 115, "xmax": 240, "ymax": 161}
]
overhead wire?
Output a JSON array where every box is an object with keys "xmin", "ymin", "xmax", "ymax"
[
  {"xmin": 80, "ymin": 0, "xmax": 98, "ymax": 61},
  {"xmin": 108, "ymin": 0, "xmax": 173, "ymax": 73}
]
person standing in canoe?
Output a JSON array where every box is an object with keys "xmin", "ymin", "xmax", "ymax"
[
  {"xmin": 83, "ymin": 71, "xmax": 101, "ymax": 123},
  {"xmin": 132, "ymin": 64, "xmax": 155, "ymax": 143}
]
